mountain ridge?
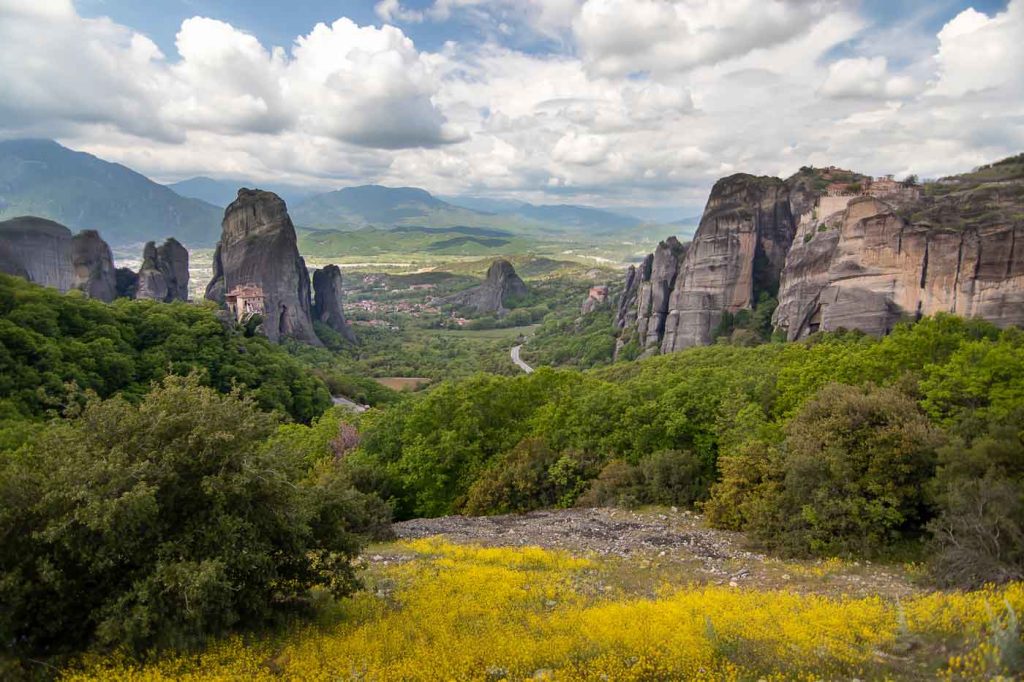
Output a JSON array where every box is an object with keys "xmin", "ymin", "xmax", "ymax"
[{"xmin": 0, "ymin": 139, "xmax": 222, "ymax": 246}]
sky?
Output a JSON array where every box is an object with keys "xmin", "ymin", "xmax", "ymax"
[{"xmin": 1, "ymin": 0, "xmax": 1021, "ymax": 214}]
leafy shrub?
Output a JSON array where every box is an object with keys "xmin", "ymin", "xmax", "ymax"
[
  {"xmin": 703, "ymin": 439, "xmax": 784, "ymax": 533},
  {"xmin": 0, "ymin": 376, "xmax": 385, "ymax": 658},
  {"xmin": 464, "ymin": 439, "xmax": 600, "ymax": 515},
  {"xmin": 573, "ymin": 450, "xmax": 713, "ymax": 511},
  {"xmin": 929, "ymin": 413, "xmax": 1024, "ymax": 587},
  {"xmin": 773, "ymin": 383, "xmax": 942, "ymax": 556},
  {"xmin": 576, "ymin": 459, "xmax": 645, "ymax": 508},
  {"xmin": 640, "ymin": 449, "xmax": 714, "ymax": 507}
]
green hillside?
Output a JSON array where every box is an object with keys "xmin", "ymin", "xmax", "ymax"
[{"xmin": 0, "ymin": 139, "xmax": 222, "ymax": 246}]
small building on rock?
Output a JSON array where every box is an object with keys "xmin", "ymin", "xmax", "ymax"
[{"xmin": 226, "ymin": 284, "xmax": 265, "ymax": 323}]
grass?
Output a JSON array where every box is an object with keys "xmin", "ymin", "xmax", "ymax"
[
  {"xmin": 373, "ymin": 377, "xmax": 431, "ymax": 391},
  {"xmin": 423, "ymin": 324, "xmax": 540, "ymax": 340},
  {"xmin": 62, "ymin": 539, "xmax": 1024, "ymax": 681}
]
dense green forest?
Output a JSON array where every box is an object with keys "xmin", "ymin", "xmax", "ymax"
[
  {"xmin": 0, "ymin": 274, "xmax": 396, "ymax": 669},
  {"xmin": 3, "ymin": 272, "xmax": 1023, "ymax": 672},
  {"xmin": 344, "ymin": 315, "xmax": 1024, "ymax": 583}
]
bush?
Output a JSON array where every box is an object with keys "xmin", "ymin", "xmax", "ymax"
[
  {"xmin": 0, "ymin": 376, "xmax": 385, "ymax": 658},
  {"xmin": 929, "ymin": 413, "xmax": 1024, "ymax": 587},
  {"xmin": 640, "ymin": 449, "xmax": 714, "ymax": 507},
  {"xmin": 576, "ymin": 459, "xmax": 645, "ymax": 509},
  {"xmin": 774, "ymin": 383, "xmax": 943, "ymax": 556},
  {"xmin": 573, "ymin": 450, "xmax": 713, "ymax": 511},
  {"xmin": 464, "ymin": 439, "xmax": 600, "ymax": 515}
]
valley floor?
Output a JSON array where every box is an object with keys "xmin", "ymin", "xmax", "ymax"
[{"xmin": 65, "ymin": 509, "xmax": 1023, "ymax": 681}]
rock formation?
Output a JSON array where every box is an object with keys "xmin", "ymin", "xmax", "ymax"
[
  {"xmin": 443, "ymin": 259, "xmax": 529, "ymax": 315},
  {"xmin": 205, "ymin": 188, "xmax": 321, "ymax": 345},
  {"xmin": 0, "ymin": 216, "xmax": 74, "ymax": 292},
  {"xmin": 773, "ymin": 194, "xmax": 1024, "ymax": 338},
  {"xmin": 135, "ymin": 238, "xmax": 189, "ymax": 302},
  {"xmin": 661, "ymin": 176, "xmax": 795, "ymax": 351},
  {"xmin": 70, "ymin": 229, "xmax": 117, "ymax": 302},
  {"xmin": 615, "ymin": 257, "xmax": 647, "ymax": 332},
  {"xmin": 0, "ymin": 216, "xmax": 117, "ymax": 301},
  {"xmin": 581, "ymin": 285, "xmax": 610, "ymax": 315},
  {"xmin": 619, "ymin": 175, "xmax": 796, "ymax": 354},
  {"xmin": 617, "ymin": 155, "xmax": 1024, "ymax": 355},
  {"xmin": 135, "ymin": 243, "xmax": 169, "ymax": 302},
  {"xmin": 312, "ymin": 265, "xmax": 357, "ymax": 343}
]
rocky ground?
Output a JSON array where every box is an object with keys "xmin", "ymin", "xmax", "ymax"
[{"xmin": 386, "ymin": 507, "xmax": 921, "ymax": 599}]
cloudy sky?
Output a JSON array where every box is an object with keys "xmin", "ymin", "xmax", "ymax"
[{"xmin": 2, "ymin": 0, "xmax": 1021, "ymax": 214}]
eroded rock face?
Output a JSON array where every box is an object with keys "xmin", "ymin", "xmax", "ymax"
[
  {"xmin": 444, "ymin": 259, "xmax": 529, "ymax": 315},
  {"xmin": 0, "ymin": 216, "xmax": 74, "ymax": 291},
  {"xmin": 619, "ymin": 176, "xmax": 797, "ymax": 353},
  {"xmin": 135, "ymin": 239, "xmax": 189, "ymax": 302},
  {"xmin": 71, "ymin": 229, "xmax": 117, "ymax": 302},
  {"xmin": 135, "ymin": 242, "xmax": 169, "ymax": 302},
  {"xmin": 637, "ymin": 237, "xmax": 687, "ymax": 351},
  {"xmin": 615, "ymin": 256, "xmax": 650, "ymax": 332},
  {"xmin": 157, "ymin": 238, "xmax": 189, "ymax": 301},
  {"xmin": 617, "ymin": 159, "xmax": 1024, "ymax": 356},
  {"xmin": 312, "ymin": 265, "xmax": 356, "ymax": 343},
  {"xmin": 0, "ymin": 216, "xmax": 117, "ymax": 301},
  {"xmin": 663, "ymin": 175, "xmax": 795, "ymax": 351},
  {"xmin": 774, "ymin": 195, "xmax": 1024, "ymax": 338},
  {"xmin": 205, "ymin": 189, "xmax": 320, "ymax": 345}
]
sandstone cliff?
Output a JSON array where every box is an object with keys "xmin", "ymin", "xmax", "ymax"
[
  {"xmin": 71, "ymin": 229, "xmax": 117, "ymax": 302},
  {"xmin": 312, "ymin": 265, "xmax": 357, "ymax": 343},
  {"xmin": 135, "ymin": 239, "xmax": 189, "ymax": 302},
  {"xmin": 617, "ymin": 155, "xmax": 1024, "ymax": 354},
  {"xmin": 206, "ymin": 189, "xmax": 321, "ymax": 345},
  {"xmin": 619, "ymin": 175, "xmax": 796, "ymax": 353},
  {"xmin": 443, "ymin": 259, "xmax": 529, "ymax": 315},
  {"xmin": 0, "ymin": 216, "xmax": 74, "ymax": 292},
  {"xmin": 774, "ymin": 188, "xmax": 1024, "ymax": 338},
  {"xmin": 0, "ymin": 216, "xmax": 117, "ymax": 301}
]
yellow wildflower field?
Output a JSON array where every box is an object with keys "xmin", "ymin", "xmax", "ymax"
[{"xmin": 65, "ymin": 538, "xmax": 1024, "ymax": 681}]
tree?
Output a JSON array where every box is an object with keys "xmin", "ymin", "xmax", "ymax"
[
  {"xmin": 929, "ymin": 412, "xmax": 1024, "ymax": 587},
  {"xmin": 0, "ymin": 376, "xmax": 382, "ymax": 658},
  {"xmin": 776, "ymin": 383, "xmax": 943, "ymax": 556}
]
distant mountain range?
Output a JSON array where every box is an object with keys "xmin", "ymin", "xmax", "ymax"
[
  {"xmin": 0, "ymin": 139, "xmax": 674, "ymax": 252},
  {"xmin": 0, "ymin": 139, "xmax": 222, "ymax": 246},
  {"xmin": 167, "ymin": 176, "xmax": 314, "ymax": 209},
  {"xmin": 288, "ymin": 184, "xmax": 655, "ymax": 236}
]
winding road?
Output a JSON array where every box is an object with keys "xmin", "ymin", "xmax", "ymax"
[{"xmin": 510, "ymin": 344, "xmax": 534, "ymax": 373}]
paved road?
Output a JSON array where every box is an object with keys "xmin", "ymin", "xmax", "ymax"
[
  {"xmin": 331, "ymin": 395, "xmax": 368, "ymax": 412},
  {"xmin": 510, "ymin": 344, "xmax": 534, "ymax": 373}
]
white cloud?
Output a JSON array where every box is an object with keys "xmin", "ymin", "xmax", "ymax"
[
  {"xmin": 819, "ymin": 57, "xmax": 920, "ymax": 100},
  {"xmin": 0, "ymin": 4, "xmax": 458, "ymax": 149},
  {"xmin": 2, "ymin": 0, "xmax": 1021, "ymax": 214},
  {"xmin": 0, "ymin": 4, "xmax": 173, "ymax": 140},
  {"xmin": 930, "ymin": 0, "xmax": 1024, "ymax": 97},
  {"xmin": 287, "ymin": 18, "xmax": 465, "ymax": 148},
  {"xmin": 375, "ymin": 0, "xmax": 425, "ymax": 24},
  {"xmin": 574, "ymin": 0, "xmax": 834, "ymax": 76}
]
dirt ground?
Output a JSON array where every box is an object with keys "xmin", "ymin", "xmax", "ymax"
[{"xmin": 388, "ymin": 507, "xmax": 923, "ymax": 599}]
